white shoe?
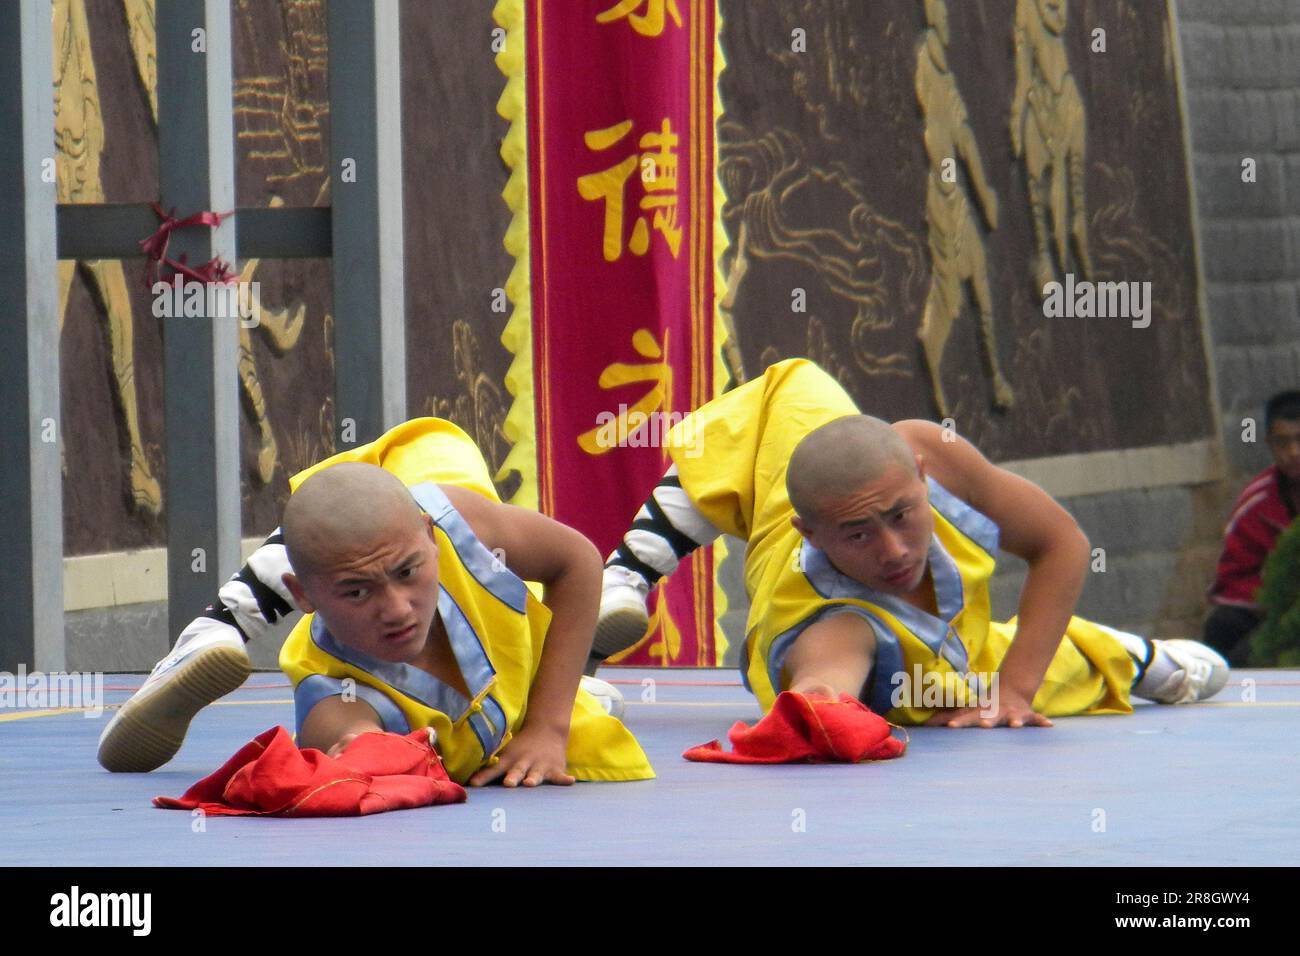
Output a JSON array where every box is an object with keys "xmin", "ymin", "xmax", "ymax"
[
  {"xmin": 580, "ymin": 675, "xmax": 626, "ymax": 720},
  {"xmin": 592, "ymin": 565, "xmax": 652, "ymax": 660},
  {"xmin": 1143, "ymin": 639, "xmax": 1230, "ymax": 704},
  {"xmin": 97, "ymin": 623, "xmax": 251, "ymax": 772}
]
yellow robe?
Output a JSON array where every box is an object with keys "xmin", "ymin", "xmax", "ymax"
[
  {"xmin": 666, "ymin": 359, "xmax": 1135, "ymax": 723},
  {"xmin": 279, "ymin": 418, "xmax": 655, "ymax": 783}
]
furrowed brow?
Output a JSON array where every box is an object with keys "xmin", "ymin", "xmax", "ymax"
[
  {"xmin": 838, "ymin": 497, "xmax": 913, "ymax": 530},
  {"xmin": 389, "ymin": 550, "xmax": 424, "ymax": 575}
]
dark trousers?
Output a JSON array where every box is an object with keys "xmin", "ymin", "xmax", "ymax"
[{"xmin": 1201, "ymin": 605, "xmax": 1262, "ymax": 667}]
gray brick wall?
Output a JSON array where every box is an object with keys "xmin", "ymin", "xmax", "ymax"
[
  {"xmin": 67, "ymin": 601, "xmax": 283, "ymax": 673},
  {"xmin": 1180, "ymin": 0, "xmax": 1300, "ymax": 449}
]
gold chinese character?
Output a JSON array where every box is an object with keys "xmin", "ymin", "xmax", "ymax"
[
  {"xmin": 577, "ymin": 121, "xmax": 639, "ymax": 262},
  {"xmin": 578, "ymin": 329, "xmax": 673, "ymax": 456},
  {"xmin": 632, "ymin": 119, "xmax": 682, "ymax": 257},
  {"xmin": 577, "ymin": 118, "xmax": 683, "ymax": 262},
  {"xmin": 596, "ymin": 0, "xmax": 682, "ymax": 37}
]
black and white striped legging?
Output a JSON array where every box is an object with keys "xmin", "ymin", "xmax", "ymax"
[{"xmin": 605, "ymin": 464, "xmax": 721, "ymax": 586}]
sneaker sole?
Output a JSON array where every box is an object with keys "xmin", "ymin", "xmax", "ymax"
[
  {"xmin": 592, "ymin": 607, "xmax": 651, "ymax": 659},
  {"xmin": 97, "ymin": 644, "xmax": 252, "ymax": 773},
  {"xmin": 1161, "ymin": 639, "xmax": 1231, "ymax": 702}
]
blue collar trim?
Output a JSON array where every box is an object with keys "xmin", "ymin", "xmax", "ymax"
[
  {"xmin": 309, "ymin": 582, "xmax": 499, "ymax": 726},
  {"xmin": 407, "ymin": 482, "xmax": 529, "ymax": 614}
]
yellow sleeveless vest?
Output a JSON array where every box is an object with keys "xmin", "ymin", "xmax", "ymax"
[
  {"xmin": 666, "ymin": 359, "xmax": 1134, "ymax": 723},
  {"xmin": 278, "ymin": 418, "xmax": 655, "ymax": 783}
]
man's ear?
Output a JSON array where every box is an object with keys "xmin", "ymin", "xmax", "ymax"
[
  {"xmin": 791, "ymin": 514, "xmax": 816, "ymax": 543},
  {"xmin": 282, "ymin": 572, "xmax": 315, "ymax": 614},
  {"xmin": 914, "ymin": 452, "xmax": 927, "ymax": 483},
  {"xmin": 422, "ymin": 513, "xmax": 440, "ymax": 553}
]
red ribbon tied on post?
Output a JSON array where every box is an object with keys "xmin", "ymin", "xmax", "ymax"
[{"xmin": 139, "ymin": 202, "xmax": 236, "ymax": 289}]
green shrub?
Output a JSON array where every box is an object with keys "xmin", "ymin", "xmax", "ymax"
[{"xmin": 1250, "ymin": 516, "xmax": 1300, "ymax": 667}]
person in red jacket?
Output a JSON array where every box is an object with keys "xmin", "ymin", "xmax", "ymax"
[{"xmin": 1203, "ymin": 391, "xmax": 1300, "ymax": 664}]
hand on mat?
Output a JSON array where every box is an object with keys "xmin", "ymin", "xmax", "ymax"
[
  {"xmin": 925, "ymin": 693, "xmax": 1053, "ymax": 729},
  {"xmin": 468, "ymin": 726, "xmax": 576, "ymax": 788}
]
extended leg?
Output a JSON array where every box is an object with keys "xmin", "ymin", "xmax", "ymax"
[
  {"xmin": 1027, "ymin": 174, "xmax": 1055, "ymax": 292},
  {"xmin": 917, "ymin": 282, "xmax": 952, "ymax": 419},
  {"xmin": 1096, "ymin": 623, "xmax": 1231, "ymax": 705},
  {"xmin": 97, "ymin": 530, "xmax": 300, "ymax": 772},
  {"xmin": 591, "ymin": 464, "xmax": 721, "ymax": 666},
  {"xmin": 968, "ymin": 247, "xmax": 1014, "ymax": 410}
]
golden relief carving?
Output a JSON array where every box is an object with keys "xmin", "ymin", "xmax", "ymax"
[
  {"xmin": 759, "ymin": 314, "xmax": 859, "ymax": 395},
  {"xmin": 717, "ymin": 220, "xmax": 749, "ymax": 386},
  {"xmin": 55, "ymin": 0, "xmax": 161, "ymax": 515},
  {"xmin": 718, "ymin": 124, "xmax": 922, "ymax": 384},
  {"xmin": 232, "ymin": 0, "xmax": 328, "ymax": 196},
  {"xmin": 122, "ymin": 0, "xmax": 156, "ymax": 120},
  {"xmin": 1011, "ymin": 0, "xmax": 1092, "ymax": 292},
  {"xmin": 58, "ymin": 0, "xmax": 326, "ymax": 507},
  {"xmin": 235, "ymin": 196, "xmax": 307, "ymax": 486},
  {"xmin": 275, "ymin": 323, "xmax": 336, "ymax": 484},
  {"xmin": 423, "ymin": 321, "xmax": 517, "ymax": 501},
  {"xmin": 915, "ymin": 0, "xmax": 1012, "ymax": 418},
  {"xmin": 228, "ymin": 0, "xmax": 328, "ymax": 486}
]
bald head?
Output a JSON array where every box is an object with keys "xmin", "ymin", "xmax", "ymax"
[
  {"xmin": 282, "ymin": 462, "xmax": 425, "ymax": 577},
  {"xmin": 786, "ymin": 416, "xmax": 917, "ymax": 524}
]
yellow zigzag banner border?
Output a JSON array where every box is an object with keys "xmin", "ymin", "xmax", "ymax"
[{"xmin": 493, "ymin": 0, "xmax": 539, "ymax": 514}]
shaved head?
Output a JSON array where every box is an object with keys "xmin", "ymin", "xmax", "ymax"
[
  {"xmin": 786, "ymin": 416, "xmax": 917, "ymax": 525},
  {"xmin": 282, "ymin": 462, "xmax": 425, "ymax": 578}
]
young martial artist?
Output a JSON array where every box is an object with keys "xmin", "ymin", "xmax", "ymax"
[
  {"xmin": 593, "ymin": 358, "xmax": 1230, "ymax": 726},
  {"xmin": 98, "ymin": 419, "xmax": 653, "ymax": 785}
]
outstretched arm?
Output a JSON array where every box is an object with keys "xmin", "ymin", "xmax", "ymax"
[
  {"xmin": 442, "ymin": 486, "xmax": 602, "ymax": 787},
  {"xmin": 298, "ymin": 695, "xmax": 384, "ymax": 758}
]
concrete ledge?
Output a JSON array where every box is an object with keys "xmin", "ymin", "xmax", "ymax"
[
  {"xmin": 998, "ymin": 440, "xmax": 1224, "ymax": 499},
  {"xmin": 64, "ymin": 536, "xmax": 272, "ymax": 613},
  {"xmin": 66, "ymin": 600, "xmax": 285, "ymax": 673}
]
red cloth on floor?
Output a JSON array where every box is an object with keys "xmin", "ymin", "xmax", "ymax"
[
  {"xmin": 154, "ymin": 727, "xmax": 467, "ymax": 816},
  {"xmin": 683, "ymin": 691, "xmax": 906, "ymax": 764}
]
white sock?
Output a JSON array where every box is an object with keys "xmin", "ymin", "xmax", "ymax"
[
  {"xmin": 607, "ymin": 464, "xmax": 720, "ymax": 586},
  {"xmin": 1096, "ymin": 625, "xmax": 1179, "ymax": 698}
]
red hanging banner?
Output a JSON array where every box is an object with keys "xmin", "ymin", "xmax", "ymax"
[{"xmin": 526, "ymin": 0, "xmax": 719, "ymax": 665}]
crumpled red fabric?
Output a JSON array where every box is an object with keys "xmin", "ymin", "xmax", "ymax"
[
  {"xmin": 683, "ymin": 691, "xmax": 907, "ymax": 764},
  {"xmin": 154, "ymin": 727, "xmax": 467, "ymax": 816}
]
